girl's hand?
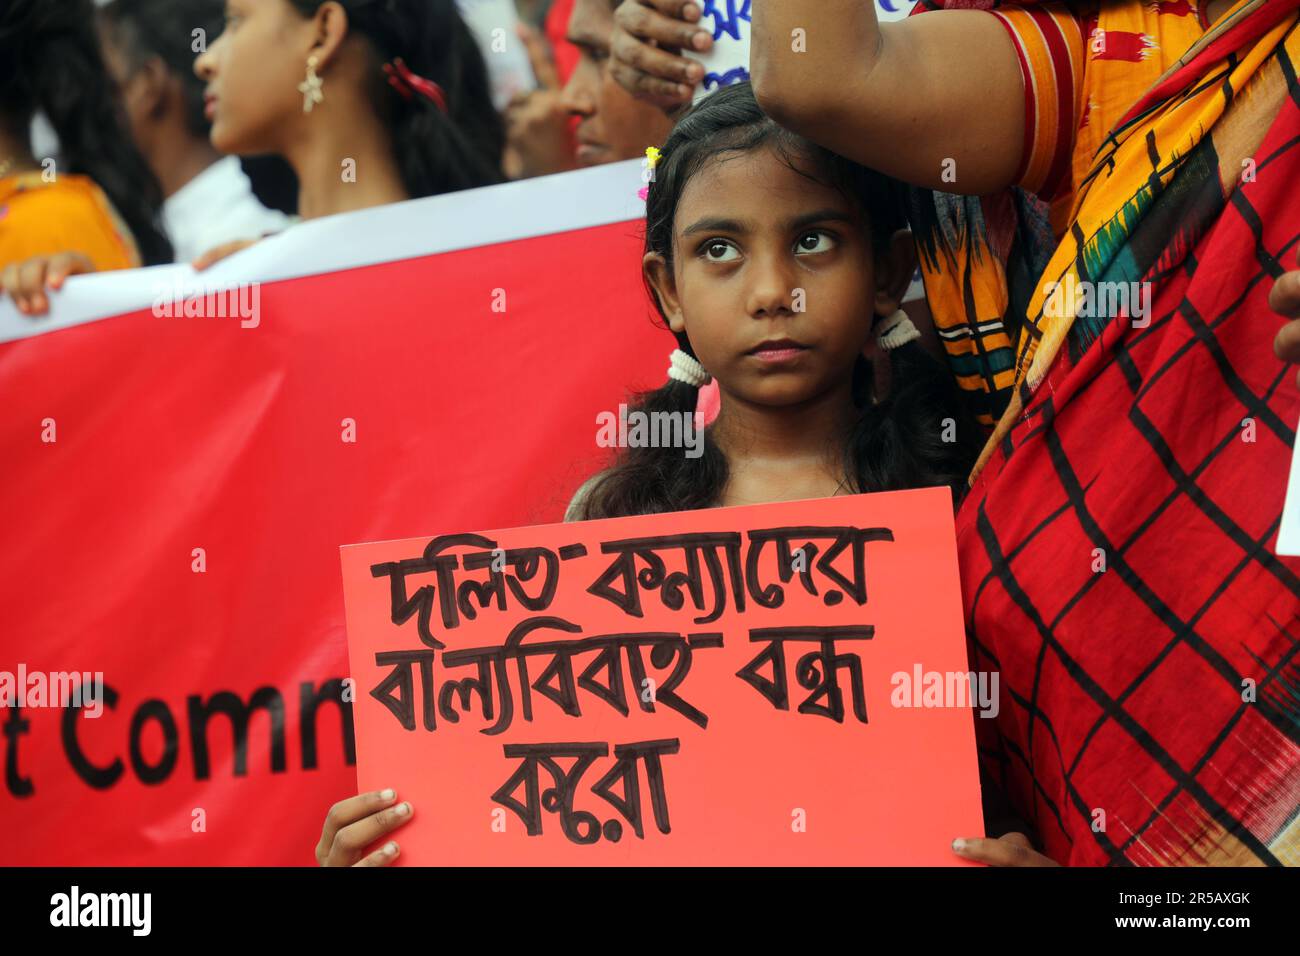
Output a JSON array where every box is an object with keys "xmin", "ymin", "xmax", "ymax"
[
  {"xmin": 315, "ymin": 788, "xmax": 414, "ymax": 867},
  {"xmin": 193, "ymin": 238, "xmax": 259, "ymax": 271},
  {"xmin": 952, "ymin": 832, "xmax": 1060, "ymax": 867},
  {"xmin": 1270, "ymin": 247, "xmax": 1300, "ymax": 386},
  {"xmin": 611, "ymin": 0, "xmax": 713, "ymax": 108},
  {"xmin": 0, "ymin": 252, "xmax": 96, "ymax": 316}
]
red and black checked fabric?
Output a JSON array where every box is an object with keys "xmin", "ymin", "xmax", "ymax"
[{"xmin": 957, "ymin": 45, "xmax": 1300, "ymax": 865}]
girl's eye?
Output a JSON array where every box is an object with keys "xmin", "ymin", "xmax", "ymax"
[
  {"xmin": 795, "ymin": 231, "xmax": 836, "ymax": 255},
  {"xmin": 702, "ymin": 240, "xmax": 740, "ymax": 263}
]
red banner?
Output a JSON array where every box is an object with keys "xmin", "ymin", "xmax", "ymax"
[{"xmin": 0, "ymin": 165, "xmax": 668, "ymax": 865}]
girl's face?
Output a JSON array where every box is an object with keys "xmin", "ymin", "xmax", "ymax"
[
  {"xmin": 195, "ymin": 0, "xmax": 318, "ymax": 154},
  {"xmin": 646, "ymin": 145, "xmax": 905, "ymax": 409}
]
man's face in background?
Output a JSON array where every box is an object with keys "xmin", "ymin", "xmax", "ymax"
[{"xmin": 560, "ymin": 0, "xmax": 674, "ymax": 166}]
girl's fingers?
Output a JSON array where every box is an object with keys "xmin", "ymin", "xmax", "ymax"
[
  {"xmin": 192, "ymin": 248, "xmax": 220, "ymax": 271},
  {"xmin": 1, "ymin": 262, "xmax": 20, "ymax": 305},
  {"xmin": 317, "ymin": 788, "xmax": 400, "ymax": 862},
  {"xmin": 47, "ymin": 253, "xmax": 92, "ymax": 290},
  {"xmin": 353, "ymin": 841, "xmax": 401, "ymax": 867},
  {"xmin": 327, "ymin": 800, "xmax": 415, "ymax": 865},
  {"xmin": 998, "ymin": 831, "xmax": 1035, "ymax": 850},
  {"xmin": 193, "ymin": 239, "xmax": 257, "ymax": 271},
  {"xmin": 0, "ymin": 254, "xmax": 94, "ymax": 316},
  {"xmin": 952, "ymin": 834, "xmax": 1059, "ymax": 867},
  {"xmin": 46, "ymin": 256, "xmax": 73, "ymax": 291},
  {"xmin": 17, "ymin": 259, "xmax": 49, "ymax": 315}
]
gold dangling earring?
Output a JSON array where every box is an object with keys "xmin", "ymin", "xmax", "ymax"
[{"xmin": 298, "ymin": 54, "xmax": 324, "ymax": 114}]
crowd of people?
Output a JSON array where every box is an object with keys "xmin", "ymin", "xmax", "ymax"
[{"xmin": 3, "ymin": 0, "xmax": 1299, "ymax": 868}]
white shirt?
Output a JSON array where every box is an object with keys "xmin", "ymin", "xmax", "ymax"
[{"xmin": 162, "ymin": 156, "xmax": 291, "ymax": 263}]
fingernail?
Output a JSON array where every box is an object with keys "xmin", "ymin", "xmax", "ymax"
[
  {"xmin": 686, "ymin": 63, "xmax": 704, "ymax": 80},
  {"xmin": 395, "ymin": 802, "xmax": 411, "ymax": 816},
  {"xmin": 952, "ymin": 838, "xmax": 967, "ymax": 852},
  {"xmin": 383, "ymin": 841, "xmax": 398, "ymax": 855},
  {"xmin": 380, "ymin": 788, "xmax": 395, "ymax": 801},
  {"xmin": 692, "ymin": 32, "xmax": 711, "ymax": 51}
]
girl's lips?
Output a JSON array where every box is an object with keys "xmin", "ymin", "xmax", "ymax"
[
  {"xmin": 749, "ymin": 345, "xmax": 809, "ymax": 364},
  {"xmin": 204, "ymin": 96, "xmax": 217, "ymax": 120}
]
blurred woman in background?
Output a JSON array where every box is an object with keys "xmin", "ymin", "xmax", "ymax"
[
  {"xmin": 195, "ymin": 0, "xmax": 503, "ymax": 222},
  {"xmin": 0, "ymin": 0, "xmax": 171, "ymax": 309},
  {"xmin": 4, "ymin": 0, "xmax": 505, "ymax": 312}
]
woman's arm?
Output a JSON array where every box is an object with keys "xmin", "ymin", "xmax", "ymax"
[{"xmin": 750, "ymin": 2, "xmax": 1027, "ymax": 195}]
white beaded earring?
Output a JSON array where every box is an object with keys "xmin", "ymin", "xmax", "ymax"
[{"xmin": 298, "ymin": 55, "xmax": 324, "ymax": 114}]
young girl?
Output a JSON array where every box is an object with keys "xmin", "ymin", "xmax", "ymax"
[
  {"xmin": 565, "ymin": 81, "xmax": 981, "ymax": 521},
  {"xmin": 4, "ymin": 0, "xmax": 504, "ymax": 312},
  {"xmin": 314, "ymin": 83, "xmax": 1002, "ymax": 867}
]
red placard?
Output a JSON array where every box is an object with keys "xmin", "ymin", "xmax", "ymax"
[{"xmin": 341, "ymin": 486, "xmax": 984, "ymax": 865}]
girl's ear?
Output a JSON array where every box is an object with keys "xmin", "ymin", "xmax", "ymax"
[
  {"xmin": 644, "ymin": 252, "xmax": 686, "ymax": 333},
  {"xmin": 311, "ymin": 1, "xmax": 350, "ymax": 68},
  {"xmin": 872, "ymin": 228, "xmax": 919, "ymax": 319}
]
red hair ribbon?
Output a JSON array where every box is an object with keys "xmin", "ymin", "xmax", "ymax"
[{"xmin": 383, "ymin": 57, "xmax": 448, "ymax": 113}]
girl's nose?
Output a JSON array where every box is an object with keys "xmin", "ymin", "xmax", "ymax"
[{"xmin": 745, "ymin": 251, "xmax": 797, "ymax": 318}]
